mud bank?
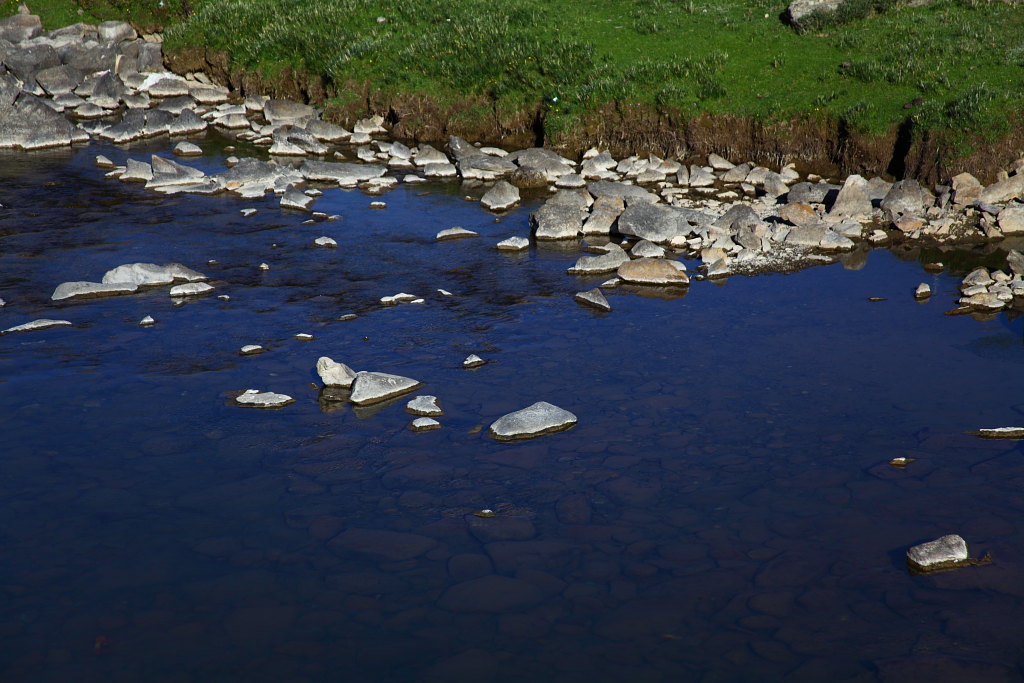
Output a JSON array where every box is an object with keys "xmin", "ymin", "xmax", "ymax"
[{"xmin": 166, "ymin": 45, "xmax": 1024, "ymax": 186}]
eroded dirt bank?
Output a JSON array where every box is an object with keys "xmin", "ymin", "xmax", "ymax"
[{"xmin": 166, "ymin": 45, "xmax": 1024, "ymax": 185}]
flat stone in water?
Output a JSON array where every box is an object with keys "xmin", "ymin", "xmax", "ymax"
[
  {"xmin": 496, "ymin": 236, "xmax": 529, "ymax": 251},
  {"xmin": 463, "ymin": 354, "xmax": 486, "ymax": 368},
  {"xmin": 101, "ymin": 262, "xmax": 206, "ymax": 286},
  {"xmin": 906, "ymin": 534, "xmax": 969, "ymax": 573},
  {"xmin": 410, "ymin": 417, "xmax": 441, "ymax": 432},
  {"xmin": 406, "ymin": 395, "xmax": 443, "ymax": 416},
  {"xmin": 52, "ymin": 281, "xmax": 138, "ymax": 301},
  {"xmin": 617, "ymin": 258, "xmax": 690, "ymax": 286},
  {"xmin": 488, "ymin": 401, "xmax": 578, "ymax": 441},
  {"xmin": 313, "ymin": 236, "xmax": 337, "ymax": 248},
  {"xmin": 2, "ymin": 319, "xmax": 73, "ymax": 335},
  {"xmin": 349, "ymin": 371, "xmax": 422, "ymax": 405},
  {"xmin": 169, "ymin": 282, "xmax": 214, "ymax": 297},
  {"xmin": 436, "ymin": 227, "xmax": 479, "ymax": 241},
  {"xmin": 574, "ymin": 288, "xmax": 611, "ymax": 312},
  {"xmin": 969, "ymin": 427, "xmax": 1024, "ymax": 439},
  {"xmin": 234, "ymin": 389, "xmax": 294, "ymax": 408},
  {"xmin": 239, "ymin": 345, "xmax": 264, "ymax": 356}
]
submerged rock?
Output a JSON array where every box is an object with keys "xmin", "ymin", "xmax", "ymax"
[
  {"xmin": 235, "ymin": 389, "xmax": 294, "ymax": 408},
  {"xmin": 349, "ymin": 371, "xmax": 422, "ymax": 405},
  {"xmin": 2, "ymin": 319, "xmax": 72, "ymax": 335},
  {"xmin": 316, "ymin": 357, "xmax": 357, "ymax": 388},
  {"xmin": 969, "ymin": 427, "xmax": 1024, "ymax": 439},
  {"xmin": 488, "ymin": 401, "xmax": 578, "ymax": 441}
]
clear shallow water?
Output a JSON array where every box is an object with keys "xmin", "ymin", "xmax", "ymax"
[{"xmin": 2, "ymin": 140, "xmax": 1024, "ymax": 682}]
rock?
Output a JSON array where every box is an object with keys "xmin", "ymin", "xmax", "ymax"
[
  {"xmin": 969, "ymin": 427, "xmax": 1024, "ymax": 439},
  {"xmin": 785, "ymin": 0, "xmax": 845, "ymax": 28},
  {"xmin": 0, "ymin": 93, "xmax": 87, "ymax": 150},
  {"xmin": 488, "ymin": 401, "xmax": 578, "ymax": 441},
  {"xmin": 828, "ymin": 174, "xmax": 873, "ymax": 219},
  {"xmin": 313, "ymin": 236, "xmax": 338, "ymax": 249},
  {"xmin": 410, "ymin": 417, "xmax": 441, "ymax": 432},
  {"xmin": 530, "ymin": 203, "xmax": 582, "ymax": 240},
  {"xmin": 139, "ymin": 315, "xmax": 156, "ymax": 327},
  {"xmin": 169, "ymin": 282, "xmax": 214, "ymax": 297},
  {"xmin": 997, "ymin": 206, "xmax": 1024, "ymax": 235},
  {"xmin": 463, "ymin": 354, "xmax": 487, "ymax": 369},
  {"xmin": 349, "ymin": 371, "xmax": 422, "ymax": 405},
  {"xmin": 97, "ymin": 20, "xmax": 136, "ymax": 42},
  {"xmin": 587, "ymin": 180, "xmax": 659, "ymax": 205},
  {"xmin": 708, "ymin": 153, "xmax": 734, "ymax": 170},
  {"xmin": 328, "ymin": 528, "xmax": 436, "ymax": 561},
  {"xmin": 880, "ymin": 179, "xmax": 932, "ymax": 217},
  {"xmin": 52, "ymin": 281, "xmax": 138, "ymax": 301},
  {"xmin": 35, "ymin": 64, "xmax": 84, "ymax": 96},
  {"xmin": 120, "ymin": 159, "xmax": 153, "ymax": 183},
  {"xmin": 979, "ymin": 174, "xmax": 1024, "ymax": 205},
  {"xmin": 914, "ymin": 283, "xmax": 931, "ymax": 299},
  {"xmin": 2, "ymin": 319, "xmax": 72, "ymax": 335},
  {"xmin": 0, "ymin": 10, "xmax": 41, "ymax": 42},
  {"xmin": 706, "ymin": 258, "xmax": 732, "ymax": 278},
  {"xmin": 300, "ymin": 160, "xmax": 386, "ymax": 185},
  {"xmin": 423, "ymin": 162, "xmax": 458, "ymax": 178},
  {"xmin": 280, "ymin": 185, "xmax": 314, "ymax": 211},
  {"xmin": 784, "ymin": 222, "xmax": 828, "ymax": 247},
  {"xmin": 617, "ymin": 258, "xmax": 690, "ymax": 286},
  {"xmin": 1006, "ymin": 249, "xmax": 1024, "ymax": 277},
  {"xmin": 689, "ymin": 165, "xmax": 716, "ymax": 187},
  {"xmin": 906, "ymin": 534, "xmax": 970, "ymax": 573},
  {"xmin": 234, "ymin": 389, "xmax": 294, "ymax": 408},
  {"xmin": 173, "ymin": 141, "xmax": 202, "ymax": 157},
  {"xmin": 567, "ymin": 243, "xmax": 629, "ymax": 274},
  {"xmin": 616, "ymin": 203, "xmax": 690, "ymax": 244},
  {"xmin": 438, "ymin": 575, "xmax": 544, "ymax": 613},
  {"xmin": 631, "ymin": 240, "xmax": 665, "ymax": 259},
  {"xmin": 509, "ymin": 166, "xmax": 550, "ymax": 188},
  {"xmin": 317, "ymin": 357, "xmax": 357, "ymax": 388},
  {"xmin": 102, "ymin": 263, "xmax": 206, "ymax": 286},
  {"xmin": 353, "ymin": 114, "xmax": 386, "ymax": 134},
  {"xmin": 962, "ymin": 267, "xmax": 994, "ymax": 288},
  {"xmin": 555, "ymin": 173, "xmax": 587, "ymax": 188},
  {"xmin": 414, "ymin": 144, "xmax": 450, "ymax": 166},
  {"xmin": 496, "ymin": 236, "xmax": 529, "ymax": 251},
  {"xmin": 480, "ymin": 181, "xmax": 520, "ymax": 211},
  {"xmin": 239, "ymin": 345, "xmax": 264, "ymax": 356},
  {"xmin": 574, "ymin": 288, "xmax": 611, "ymax": 311},
  {"xmin": 779, "ymin": 202, "xmax": 818, "ymax": 227},
  {"xmin": 819, "ymin": 230, "xmax": 855, "ymax": 251},
  {"xmin": 406, "ymin": 395, "xmax": 443, "ymax": 416},
  {"xmin": 951, "ymin": 172, "xmax": 983, "ymax": 205},
  {"xmin": 263, "ymin": 98, "xmax": 317, "ymax": 126},
  {"xmin": 436, "ymin": 226, "xmax": 479, "ymax": 241},
  {"xmin": 305, "ymin": 119, "xmax": 351, "ymax": 143},
  {"xmin": 147, "ymin": 155, "xmax": 205, "ymax": 188}
]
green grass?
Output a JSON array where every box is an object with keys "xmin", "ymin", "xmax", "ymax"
[{"xmin": 6, "ymin": 0, "xmax": 1024, "ymax": 153}]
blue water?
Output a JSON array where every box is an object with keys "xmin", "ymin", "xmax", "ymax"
[{"xmin": 2, "ymin": 139, "xmax": 1024, "ymax": 682}]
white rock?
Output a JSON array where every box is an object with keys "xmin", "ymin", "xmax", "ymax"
[
  {"xmin": 488, "ymin": 401, "xmax": 578, "ymax": 441},
  {"xmin": 294, "ymin": 333, "xmax": 313, "ymax": 341},
  {"xmin": 317, "ymin": 357, "xmax": 357, "ymax": 388},
  {"xmin": 349, "ymin": 371, "xmax": 422, "ymax": 405},
  {"xmin": 259, "ymin": 263, "xmax": 270, "ymax": 271},
  {"xmin": 480, "ymin": 181, "xmax": 520, "ymax": 211},
  {"xmin": 409, "ymin": 417, "xmax": 441, "ymax": 432},
  {"xmin": 970, "ymin": 427, "xmax": 1024, "ymax": 439},
  {"xmin": 139, "ymin": 315, "xmax": 156, "ymax": 326},
  {"xmin": 437, "ymin": 289, "xmax": 453, "ymax": 297},
  {"xmin": 406, "ymin": 395, "xmax": 443, "ymax": 416},
  {"xmin": 52, "ymin": 281, "xmax": 138, "ymax": 301},
  {"xmin": 463, "ymin": 354, "xmax": 486, "ymax": 368},
  {"xmin": 102, "ymin": 262, "xmax": 206, "ymax": 286},
  {"xmin": 241, "ymin": 208, "xmax": 258, "ymax": 217},
  {"xmin": 436, "ymin": 227, "xmax": 479, "ymax": 241},
  {"xmin": 95, "ymin": 154, "xmax": 116, "ymax": 169},
  {"xmin": 574, "ymin": 288, "xmax": 611, "ymax": 311},
  {"xmin": 496, "ymin": 236, "xmax": 529, "ymax": 251},
  {"xmin": 239, "ymin": 344, "xmax": 264, "ymax": 355},
  {"xmin": 281, "ymin": 185, "xmax": 314, "ymax": 211},
  {"xmin": 173, "ymin": 141, "xmax": 202, "ymax": 157},
  {"xmin": 906, "ymin": 534, "xmax": 969, "ymax": 571},
  {"xmin": 313, "ymin": 236, "xmax": 338, "ymax": 248},
  {"xmin": 914, "ymin": 283, "xmax": 931, "ymax": 299},
  {"xmin": 235, "ymin": 389, "xmax": 294, "ymax": 408},
  {"xmin": 2, "ymin": 319, "xmax": 73, "ymax": 335},
  {"xmin": 169, "ymin": 282, "xmax": 214, "ymax": 297},
  {"xmin": 370, "ymin": 201, "xmax": 386, "ymax": 209}
]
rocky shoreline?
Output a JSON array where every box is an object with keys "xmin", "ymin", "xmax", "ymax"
[{"xmin": 2, "ymin": 4, "xmax": 1024, "ymax": 322}]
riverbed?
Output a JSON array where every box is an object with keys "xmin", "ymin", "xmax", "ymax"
[{"xmin": 2, "ymin": 138, "xmax": 1024, "ymax": 682}]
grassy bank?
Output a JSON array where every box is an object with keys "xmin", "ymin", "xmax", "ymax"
[{"xmin": 5, "ymin": 0, "xmax": 1024, "ymax": 170}]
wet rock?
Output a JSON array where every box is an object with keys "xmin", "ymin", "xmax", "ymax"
[
  {"xmin": 555, "ymin": 173, "xmax": 587, "ymax": 188},
  {"xmin": 496, "ymin": 236, "xmax": 529, "ymax": 251},
  {"xmin": 480, "ymin": 180, "xmax": 520, "ymax": 211},
  {"xmin": 574, "ymin": 288, "xmax": 611, "ymax": 312},
  {"xmin": 239, "ymin": 345, "xmax": 264, "ymax": 356},
  {"xmin": 567, "ymin": 242, "xmax": 628, "ymax": 274},
  {"xmin": 235, "ymin": 389, "xmax": 294, "ymax": 408},
  {"xmin": 169, "ymin": 282, "xmax": 214, "ymax": 297},
  {"xmin": 968, "ymin": 427, "xmax": 1024, "ymax": 439},
  {"xmin": 102, "ymin": 263, "xmax": 206, "ymax": 286},
  {"xmin": 328, "ymin": 528, "xmax": 436, "ymax": 561},
  {"xmin": 617, "ymin": 258, "xmax": 690, "ymax": 286},
  {"xmin": 410, "ymin": 417, "xmax": 441, "ymax": 432},
  {"xmin": 313, "ymin": 236, "xmax": 337, "ymax": 248},
  {"xmin": 406, "ymin": 395, "xmax": 442, "ymax": 416},
  {"xmin": 509, "ymin": 165, "xmax": 550, "ymax": 188},
  {"xmin": 316, "ymin": 357, "xmax": 357, "ymax": 388},
  {"xmin": 906, "ymin": 534, "xmax": 970, "ymax": 573},
  {"xmin": 349, "ymin": 371, "xmax": 422, "ymax": 405},
  {"xmin": 435, "ymin": 226, "xmax": 478, "ymax": 241},
  {"xmin": 488, "ymin": 401, "xmax": 577, "ymax": 441},
  {"xmin": 2, "ymin": 319, "xmax": 72, "ymax": 335},
  {"xmin": 463, "ymin": 354, "xmax": 486, "ymax": 368},
  {"xmin": 300, "ymin": 160, "xmax": 385, "ymax": 186},
  {"xmin": 437, "ymin": 575, "xmax": 543, "ymax": 613},
  {"xmin": 914, "ymin": 283, "xmax": 931, "ymax": 299},
  {"xmin": 52, "ymin": 281, "xmax": 138, "ymax": 301},
  {"xmin": 617, "ymin": 203, "xmax": 689, "ymax": 244}
]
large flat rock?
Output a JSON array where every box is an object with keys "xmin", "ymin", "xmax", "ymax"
[
  {"xmin": 349, "ymin": 371, "xmax": 422, "ymax": 405},
  {"xmin": 488, "ymin": 401, "xmax": 577, "ymax": 441}
]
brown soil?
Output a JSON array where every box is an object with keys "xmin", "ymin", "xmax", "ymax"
[{"xmin": 165, "ymin": 45, "xmax": 1024, "ymax": 185}]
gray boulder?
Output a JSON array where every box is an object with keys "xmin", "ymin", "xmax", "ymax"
[
  {"xmin": 0, "ymin": 10, "xmax": 41, "ymax": 42},
  {"xmin": 587, "ymin": 180, "xmax": 659, "ymax": 205},
  {"xmin": 530, "ymin": 203, "xmax": 582, "ymax": 240},
  {"xmin": 62, "ymin": 43, "xmax": 118, "ymax": 73},
  {"xmin": 34, "ymin": 64, "xmax": 84, "ymax": 96},
  {"xmin": 616, "ymin": 203, "xmax": 688, "ymax": 244},
  {"xmin": 102, "ymin": 262, "xmax": 206, "ymax": 286},
  {"xmin": 567, "ymin": 242, "xmax": 629, "ymax": 274},
  {"xmin": 574, "ymin": 288, "xmax": 611, "ymax": 312},
  {"xmin": 0, "ymin": 93, "xmax": 87, "ymax": 149},
  {"xmin": 3, "ymin": 43, "xmax": 58, "ymax": 84},
  {"xmin": 906, "ymin": 534, "xmax": 969, "ymax": 572},
  {"xmin": 147, "ymin": 155, "xmax": 205, "ymax": 188},
  {"xmin": 488, "ymin": 401, "xmax": 578, "ymax": 441},
  {"xmin": 786, "ymin": 0, "xmax": 844, "ymax": 29},
  {"xmin": 480, "ymin": 180, "xmax": 520, "ymax": 211},
  {"xmin": 828, "ymin": 174, "xmax": 873, "ymax": 219},
  {"xmin": 979, "ymin": 174, "xmax": 1024, "ymax": 205},
  {"xmin": 280, "ymin": 185, "xmax": 314, "ymax": 211},
  {"xmin": 880, "ymin": 179, "xmax": 932, "ymax": 217},
  {"xmin": 97, "ymin": 20, "xmax": 136, "ymax": 43},
  {"xmin": 300, "ymin": 160, "xmax": 386, "ymax": 185},
  {"xmin": 349, "ymin": 371, "xmax": 422, "ymax": 405},
  {"xmin": 263, "ymin": 98, "xmax": 317, "ymax": 126}
]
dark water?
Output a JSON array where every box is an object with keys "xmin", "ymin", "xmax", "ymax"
[{"xmin": 2, "ymin": 139, "xmax": 1024, "ymax": 682}]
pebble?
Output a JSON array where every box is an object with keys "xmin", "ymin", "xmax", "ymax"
[
  {"xmin": 173, "ymin": 141, "xmax": 202, "ymax": 157},
  {"xmin": 914, "ymin": 283, "xmax": 931, "ymax": 299},
  {"xmin": 437, "ymin": 289, "xmax": 453, "ymax": 297},
  {"xmin": 259, "ymin": 263, "xmax": 270, "ymax": 271}
]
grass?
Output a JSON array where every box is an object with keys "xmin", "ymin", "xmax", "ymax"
[{"xmin": 5, "ymin": 0, "xmax": 1024, "ymax": 155}]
